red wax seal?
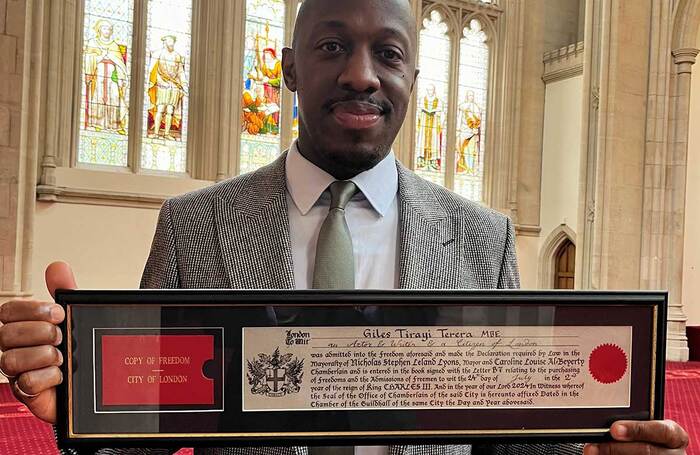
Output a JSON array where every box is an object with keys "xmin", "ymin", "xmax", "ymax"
[{"xmin": 588, "ymin": 343, "xmax": 627, "ymax": 384}]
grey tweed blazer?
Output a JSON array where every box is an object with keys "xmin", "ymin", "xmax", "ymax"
[{"xmin": 63, "ymin": 154, "xmax": 582, "ymax": 455}]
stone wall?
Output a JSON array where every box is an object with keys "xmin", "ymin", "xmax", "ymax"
[{"xmin": 0, "ymin": 0, "xmax": 27, "ymax": 301}]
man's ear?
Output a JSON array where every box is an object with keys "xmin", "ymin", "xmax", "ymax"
[
  {"xmin": 282, "ymin": 47, "xmax": 297, "ymax": 92},
  {"xmin": 410, "ymin": 68, "xmax": 420, "ymax": 93}
]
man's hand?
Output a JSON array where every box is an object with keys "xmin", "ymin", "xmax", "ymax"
[
  {"xmin": 584, "ymin": 420, "xmax": 689, "ymax": 454},
  {"xmin": 0, "ymin": 262, "xmax": 77, "ymax": 424}
]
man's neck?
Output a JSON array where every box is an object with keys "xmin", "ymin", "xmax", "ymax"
[{"xmin": 295, "ymin": 136, "xmax": 388, "ymax": 180}]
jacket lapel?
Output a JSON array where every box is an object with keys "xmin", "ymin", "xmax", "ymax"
[
  {"xmin": 213, "ymin": 153, "xmax": 296, "ymax": 290},
  {"xmin": 397, "ymin": 163, "xmax": 470, "ymax": 289}
]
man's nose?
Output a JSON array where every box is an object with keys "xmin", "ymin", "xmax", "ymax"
[{"xmin": 337, "ymin": 48, "xmax": 380, "ymax": 93}]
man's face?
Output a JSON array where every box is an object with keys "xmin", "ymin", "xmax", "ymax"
[
  {"xmin": 164, "ymin": 37, "xmax": 175, "ymax": 51},
  {"xmin": 99, "ymin": 24, "xmax": 113, "ymax": 39},
  {"xmin": 283, "ymin": 0, "xmax": 418, "ymax": 178}
]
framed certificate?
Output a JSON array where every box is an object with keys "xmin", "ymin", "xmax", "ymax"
[{"xmin": 55, "ymin": 290, "xmax": 666, "ymax": 449}]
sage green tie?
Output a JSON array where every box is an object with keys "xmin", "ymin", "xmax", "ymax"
[
  {"xmin": 311, "ymin": 182, "xmax": 362, "ymax": 455},
  {"xmin": 312, "ymin": 180, "xmax": 358, "ymax": 289}
]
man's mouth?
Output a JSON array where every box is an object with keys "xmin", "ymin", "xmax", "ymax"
[{"xmin": 330, "ymin": 101, "xmax": 384, "ymax": 130}]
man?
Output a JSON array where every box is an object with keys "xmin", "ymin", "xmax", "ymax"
[
  {"xmin": 147, "ymin": 35, "xmax": 187, "ymax": 140},
  {"xmin": 0, "ymin": 1, "xmax": 689, "ymax": 455}
]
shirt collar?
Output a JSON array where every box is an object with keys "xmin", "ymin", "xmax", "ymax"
[{"xmin": 285, "ymin": 140, "xmax": 398, "ymax": 216}]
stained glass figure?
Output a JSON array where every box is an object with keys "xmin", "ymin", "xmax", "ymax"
[
  {"xmin": 141, "ymin": 0, "xmax": 192, "ymax": 173},
  {"xmin": 240, "ymin": 0, "xmax": 286, "ymax": 175},
  {"xmin": 454, "ymin": 19, "xmax": 489, "ymax": 201},
  {"xmin": 414, "ymin": 10, "xmax": 450, "ymax": 187},
  {"xmin": 292, "ymin": 93, "xmax": 299, "ymax": 139},
  {"xmin": 78, "ymin": 0, "xmax": 134, "ymax": 167}
]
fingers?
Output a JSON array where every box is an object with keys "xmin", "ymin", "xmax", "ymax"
[
  {"xmin": 611, "ymin": 420, "xmax": 689, "ymax": 449},
  {"xmin": 0, "ymin": 321, "xmax": 62, "ymax": 351},
  {"xmin": 0, "ymin": 346, "xmax": 63, "ymax": 377},
  {"xmin": 13, "ymin": 366, "xmax": 63, "ymax": 397},
  {"xmin": 0, "ymin": 300, "xmax": 64, "ymax": 325},
  {"xmin": 45, "ymin": 262, "xmax": 77, "ymax": 300}
]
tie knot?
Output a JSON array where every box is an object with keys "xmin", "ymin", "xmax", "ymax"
[{"xmin": 329, "ymin": 180, "xmax": 358, "ymax": 210}]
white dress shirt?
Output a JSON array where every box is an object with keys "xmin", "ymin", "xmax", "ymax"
[
  {"xmin": 285, "ymin": 141, "xmax": 398, "ymax": 455},
  {"xmin": 285, "ymin": 140, "xmax": 399, "ymax": 290}
]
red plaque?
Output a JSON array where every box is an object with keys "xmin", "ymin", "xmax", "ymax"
[{"xmin": 101, "ymin": 335, "xmax": 215, "ymax": 406}]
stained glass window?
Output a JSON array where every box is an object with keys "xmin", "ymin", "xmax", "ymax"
[
  {"xmin": 78, "ymin": 0, "xmax": 134, "ymax": 167},
  {"xmin": 240, "ymin": 0, "xmax": 286, "ymax": 175},
  {"xmin": 454, "ymin": 19, "xmax": 489, "ymax": 201},
  {"xmin": 414, "ymin": 10, "xmax": 451, "ymax": 188},
  {"xmin": 140, "ymin": 0, "xmax": 192, "ymax": 173}
]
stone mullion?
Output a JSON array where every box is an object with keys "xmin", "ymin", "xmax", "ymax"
[
  {"xmin": 230, "ymin": 1, "xmax": 247, "ymax": 176},
  {"xmin": 188, "ymin": 0, "xmax": 226, "ymax": 180},
  {"xmin": 279, "ymin": 0, "xmax": 299, "ymax": 155},
  {"xmin": 214, "ymin": 0, "xmax": 237, "ymax": 181},
  {"xmin": 444, "ymin": 20, "xmax": 460, "ymax": 191},
  {"xmin": 127, "ymin": 0, "xmax": 147, "ymax": 174},
  {"xmin": 187, "ymin": 0, "xmax": 202, "ymax": 178},
  {"xmin": 481, "ymin": 11, "xmax": 499, "ymax": 209},
  {"xmin": 188, "ymin": 0, "xmax": 216, "ymax": 180}
]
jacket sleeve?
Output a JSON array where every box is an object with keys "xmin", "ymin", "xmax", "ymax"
[
  {"xmin": 472, "ymin": 444, "xmax": 584, "ymax": 455},
  {"xmin": 497, "ymin": 217, "xmax": 520, "ymax": 290},
  {"xmin": 141, "ymin": 199, "xmax": 181, "ymax": 289}
]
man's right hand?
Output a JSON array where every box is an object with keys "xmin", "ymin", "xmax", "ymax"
[{"xmin": 0, "ymin": 262, "xmax": 77, "ymax": 424}]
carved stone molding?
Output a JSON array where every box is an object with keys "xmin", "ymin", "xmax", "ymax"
[
  {"xmin": 672, "ymin": 47, "xmax": 699, "ymax": 73},
  {"xmin": 514, "ymin": 223, "xmax": 542, "ymax": 237},
  {"xmin": 36, "ymin": 185, "xmax": 168, "ymax": 210},
  {"xmin": 542, "ymin": 41, "xmax": 584, "ymax": 83}
]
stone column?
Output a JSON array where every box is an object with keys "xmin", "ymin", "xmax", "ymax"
[
  {"xmin": 0, "ymin": 0, "xmax": 44, "ymax": 384},
  {"xmin": 0, "ymin": 0, "xmax": 31, "ymax": 305},
  {"xmin": 577, "ymin": 0, "xmax": 652, "ymax": 291},
  {"xmin": 665, "ymin": 48, "xmax": 698, "ymax": 361}
]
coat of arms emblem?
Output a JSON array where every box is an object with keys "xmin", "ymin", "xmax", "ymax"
[{"xmin": 247, "ymin": 347, "xmax": 304, "ymax": 397}]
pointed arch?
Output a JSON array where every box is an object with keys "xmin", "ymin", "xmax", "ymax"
[
  {"xmin": 673, "ymin": 0, "xmax": 700, "ymax": 50},
  {"xmin": 538, "ymin": 224, "xmax": 577, "ymax": 289},
  {"xmin": 421, "ymin": 2, "xmax": 460, "ymax": 35},
  {"xmin": 463, "ymin": 12, "xmax": 497, "ymax": 45}
]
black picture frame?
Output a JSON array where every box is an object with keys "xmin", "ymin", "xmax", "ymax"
[{"xmin": 55, "ymin": 289, "xmax": 667, "ymax": 450}]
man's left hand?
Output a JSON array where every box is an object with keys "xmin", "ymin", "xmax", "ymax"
[{"xmin": 584, "ymin": 420, "xmax": 689, "ymax": 454}]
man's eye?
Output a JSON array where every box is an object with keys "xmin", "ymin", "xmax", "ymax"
[
  {"xmin": 321, "ymin": 42, "xmax": 344, "ymax": 53},
  {"xmin": 379, "ymin": 49, "xmax": 402, "ymax": 61}
]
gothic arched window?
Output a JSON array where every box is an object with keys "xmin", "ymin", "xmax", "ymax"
[
  {"xmin": 78, "ymin": 0, "xmax": 193, "ymax": 173},
  {"xmin": 413, "ymin": 2, "xmax": 496, "ymax": 202}
]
